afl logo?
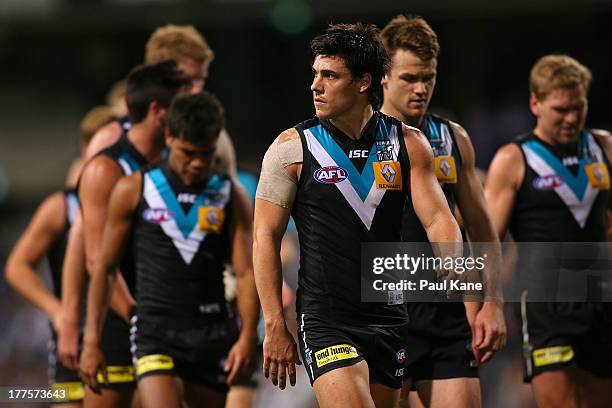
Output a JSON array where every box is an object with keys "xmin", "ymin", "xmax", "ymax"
[
  {"xmin": 314, "ymin": 166, "xmax": 348, "ymax": 184},
  {"xmin": 533, "ymin": 175, "xmax": 564, "ymax": 191},
  {"xmin": 396, "ymin": 349, "xmax": 406, "ymax": 364},
  {"xmin": 143, "ymin": 208, "xmax": 174, "ymax": 223}
]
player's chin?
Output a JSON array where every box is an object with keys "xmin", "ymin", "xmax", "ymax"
[
  {"xmin": 406, "ymin": 106, "xmax": 426, "ymax": 117},
  {"xmin": 315, "ymin": 108, "xmax": 331, "ymax": 119},
  {"xmin": 558, "ymin": 130, "xmax": 580, "ymax": 144}
]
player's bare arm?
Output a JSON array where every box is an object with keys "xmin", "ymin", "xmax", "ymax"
[
  {"xmin": 85, "ymin": 121, "xmax": 122, "ymax": 160},
  {"xmin": 80, "ymin": 172, "xmax": 141, "ymax": 393},
  {"xmin": 591, "ymin": 129, "xmax": 612, "ymax": 239},
  {"xmin": 451, "ymin": 121, "xmax": 506, "ymax": 365},
  {"xmin": 253, "ymin": 129, "xmax": 302, "ymax": 390},
  {"xmin": 225, "ymin": 182, "xmax": 259, "ymax": 385},
  {"xmin": 58, "ymin": 213, "xmax": 86, "ymax": 370},
  {"xmin": 79, "ymin": 156, "xmax": 135, "ymax": 322},
  {"xmin": 403, "ymin": 124, "xmax": 462, "ymax": 249},
  {"xmin": 5, "ymin": 192, "xmax": 67, "ymax": 332},
  {"xmin": 484, "ymin": 144, "xmax": 525, "ymax": 239}
]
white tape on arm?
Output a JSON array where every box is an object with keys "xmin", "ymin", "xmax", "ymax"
[{"xmin": 256, "ymin": 136, "xmax": 302, "ymax": 208}]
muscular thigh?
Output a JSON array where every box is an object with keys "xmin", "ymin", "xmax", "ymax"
[
  {"xmin": 313, "ymin": 361, "xmax": 374, "ymax": 408},
  {"xmin": 416, "ymin": 378, "xmax": 481, "ymax": 408},
  {"xmin": 137, "ymin": 374, "xmax": 181, "ymax": 408}
]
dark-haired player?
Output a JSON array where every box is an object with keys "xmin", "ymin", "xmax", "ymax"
[
  {"xmin": 80, "ymin": 92, "xmax": 258, "ymax": 408},
  {"xmin": 253, "ymin": 22, "xmax": 461, "ymax": 408},
  {"xmin": 76, "ymin": 61, "xmax": 190, "ymax": 408}
]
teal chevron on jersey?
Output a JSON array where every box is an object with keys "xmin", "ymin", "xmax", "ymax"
[
  {"xmin": 148, "ymin": 168, "xmax": 210, "ymax": 239},
  {"xmin": 308, "ymin": 121, "xmax": 396, "ymax": 202},
  {"xmin": 523, "ymin": 139, "xmax": 589, "ymax": 200},
  {"xmin": 118, "ymin": 153, "xmax": 140, "ymax": 173}
]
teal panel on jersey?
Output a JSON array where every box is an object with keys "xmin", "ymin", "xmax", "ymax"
[
  {"xmin": 523, "ymin": 140, "xmax": 589, "ymax": 200},
  {"xmin": 309, "ymin": 124, "xmax": 377, "ymax": 201},
  {"xmin": 119, "ymin": 153, "xmax": 140, "ymax": 172},
  {"xmin": 148, "ymin": 169, "xmax": 213, "ymax": 239}
]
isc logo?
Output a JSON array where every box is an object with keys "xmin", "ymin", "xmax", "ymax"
[
  {"xmin": 533, "ymin": 175, "xmax": 564, "ymax": 191},
  {"xmin": 349, "ymin": 149, "xmax": 369, "ymax": 158},
  {"xmin": 143, "ymin": 208, "xmax": 174, "ymax": 223},
  {"xmin": 314, "ymin": 166, "xmax": 348, "ymax": 184}
]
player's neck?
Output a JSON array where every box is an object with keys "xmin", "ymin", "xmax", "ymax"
[
  {"xmin": 329, "ymin": 104, "xmax": 374, "ymax": 140},
  {"xmin": 380, "ymin": 101, "xmax": 423, "ymax": 128},
  {"xmin": 127, "ymin": 123, "xmax": 165, "ymax": 163}
]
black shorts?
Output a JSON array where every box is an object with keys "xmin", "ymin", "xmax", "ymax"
[
  {"xmin": 518, "ymin": 298, "xmax": 612, "ymax": 382},
  {"xmin": 130, "ymin": 313, "xmax": 238, "ymax": 393},
  {"xmin": 48, "ymin": 333, "xmax": 84, "ymax": 403},
  {"xmin": 297, "ymin": 312, "xmax": 410, "ymax": 389},
  {"xmin": 403, "ymin": 303, "xmax": 478, "ymax": 383},
  {"xmin": 99, "ymin": 311, "xmax": 136, "ymax": 388}
]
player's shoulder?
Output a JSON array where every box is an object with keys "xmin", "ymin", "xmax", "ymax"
[
  {"xmin": 590, "ymin": 128, "xmax": 612, "ymax": 146},
  {"xmin": 400, "ymin": 122, "xmax": 428, "ymax": 146},
  {"xmin": 35, "ymin": 191, "xmax": 68, "ymax": 230},
  {"xmin": 493, "ymin": 142, "xmax": 523, "ymax": 161},
  {"xmin": 447, "ymin": 119, "xmax": 469, "ymax": 140},
  {"xmin": 86, "ymin": 120, "xmax": 122, "ymax": 159},
  {"xmin": 489, "ymin": 142, "xmax": 524, "ymax": 184},
  {"xmin": 278, "ymin": 127, "xmax": 300, "ymax": 143},
  {"xmin": 82, "ymin": 153, "xmax": 122, "ymax": 180},
  {"xmin": 112, "ymin": 171, "xmax": 142, "ymax": 204},
  {"xmin": 590, "ymin": 128, "xmax": 612, "ymax": 138}
]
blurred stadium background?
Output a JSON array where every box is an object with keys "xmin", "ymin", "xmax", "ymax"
[{"xmin": 1, "ymin": 0, "xmax": 612, "ymax": 406}]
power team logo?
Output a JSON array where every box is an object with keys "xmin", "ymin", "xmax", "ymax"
[
  {"xmin": 315, "ymin": 344, "xmax": 359, "ymax": 368},
  {"xmin": 313, "ymin": 166, "xmax": 349, "ymax": 184},
  {"xmin": 305, "ymin": 348, "xmax": 313, "ymax": 365},
  {"xmin": 532, "ymin": 175, "xmax": 565, "ymax": 191},
  {"xmin": 585, "ymin": 162, "xmax": 610, "ymax": 190},
  {"xmin": 143, "ymin": 208, "xmax": 174, "ymax": 223},
  {"xmin": 373, "ymin": 161, "xmax": 402, "ymax": 190},
  {"xmin": 376, "ymin": 140, "xmax": 394, "ymax": 161},
  {"xmin": 198, "ymin": 207, "xmax": 225, "ymax": 233}
]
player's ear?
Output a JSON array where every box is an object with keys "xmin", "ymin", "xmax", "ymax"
[
  {"xmin": 359, "ymin": 73, "xmax": 372, "ymax": 94},
  {"xmin": 164, "ymin": 128, "xmax": 174, "ymax": 147},
  {"xmin": 381, "ymin": 74, "xmax": 388, "ymax": 89},
  {"xmin": 529, "ymin": 92, "xmax": 541, "ymax": 117}
]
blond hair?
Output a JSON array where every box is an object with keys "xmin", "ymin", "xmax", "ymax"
[
  {"xmin": 145, "ymin": 24, "xmax": 214, "ymax": 65},
  {"xmin": 530, "ymin": 54, "xmax": 592, "ymax": 100},
  {"xmin": 105, "ymin": 79, "xmax": 127, "ymax": 117},
  {"xmin": 79, "ymin": 105, "xmax": 115, "ymax": 146}
]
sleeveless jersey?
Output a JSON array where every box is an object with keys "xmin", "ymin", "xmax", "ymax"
[
  {"xmin": 47, "ymin": 189, "xmax": 79, "ymax": 298},
  {"xmin": 293, "ymin": 111, "xmax": 412, "ymax": 325},
  {"xmin": 134, "ymin": 161, "xmax": 233, "ymax": 320},
  {"xmin": 511, "ymin": 131, "xmax": 610, "ymax": 242},
  {"xmin": 402, "ymin": 113, "xmax": 463, "ymax": 242},
  {"xmin": 93, "ymin": 130, "xmax": 149, "ymax": 293}
]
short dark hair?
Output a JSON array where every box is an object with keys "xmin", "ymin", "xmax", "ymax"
[
  {"xmin": 125, "ymin": 60, "xmax": 190, "ymax": 123},
  {"xmin": 381, "ymin": 15, "xmax": 440, "ymax": 61},
  {"xmin": 167, "ymin": 91, "xmax": 225, "ymax": 145},
  {"xmin": 310, "ymin": 22, "xmax": 389, "ymax": 106}
]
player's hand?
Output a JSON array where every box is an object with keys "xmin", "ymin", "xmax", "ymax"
[
  {"xmin": 79, "ymin": 342, "xmax": 107, "ymax": 394},
  {"xmin": 469, "ymin": 301, "xmax": 506, "ymax": 365},
  {"xmin": 263, "ymin": 318, "xmax": 301, "ymax": 390},
  {"xmin": 55, "ymin": 308, "xmax": 80, "ymax": 370},
  {"xmin": 225, "ymin": 331, "xmax": 257, "ymax": 385}
]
